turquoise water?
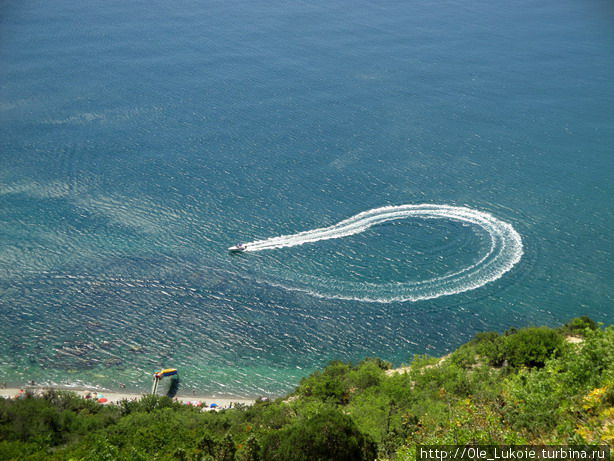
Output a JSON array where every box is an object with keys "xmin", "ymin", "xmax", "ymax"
[{"xmin": 1, "ymin": 0, "xmax": 612, "ymax": 397}]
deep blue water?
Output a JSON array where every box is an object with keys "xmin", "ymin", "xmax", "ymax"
[{"xmin": 1, "ymin": 0, "xmax": 612, "ymax": 396}]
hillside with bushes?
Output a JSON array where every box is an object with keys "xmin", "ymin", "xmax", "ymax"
[{"xmin": 0, "ymin": 317, "xmax": 611, "ymax": 460}]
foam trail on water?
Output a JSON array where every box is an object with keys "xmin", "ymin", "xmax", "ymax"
[{"xmin": 243, "ymin": 204, "xmax": 523, "ymax": 302}]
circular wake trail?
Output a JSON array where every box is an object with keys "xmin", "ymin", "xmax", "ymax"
[{"xmin": 244, "ymin": 204, "xmax": 523, "ymax": 302}]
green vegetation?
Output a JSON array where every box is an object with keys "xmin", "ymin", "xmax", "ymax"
[{"xmin": 0, "ymin": 317, "xmax": 612, "ymax": 460}]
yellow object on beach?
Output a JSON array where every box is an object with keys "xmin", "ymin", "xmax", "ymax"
[
  {"xmin": 158, "ymin": 368, "xmax": 178, "ymax": 377},
  {"xmin": 151, "ymin": 368, "xmax": 178, "ymax": 395},
  {"xmin": 153, "ymin": 368, "xmax": 178, "ymax": 379}
]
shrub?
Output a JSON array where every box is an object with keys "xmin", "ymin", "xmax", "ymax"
[
  {"xmin": 297, "ymin": 361, "xmax": 351, "ymax": 404},
  {"xmin": 559, "ymin": 316, "xmax": 598, "ymax": 337},
  {"xmin": 474, "ymin": 332, "xmax": 506, "ymax": 367},
  {"xmin": 260, "ymin": 406, "xmax": 377, "ymax": 461},
  {"xmin": 349, "ymin": 360, "xmax": 386, "ymax": 391},
  {"xmin": 502, "ymin": 327, "xmax": 565, "ymax": 368},
  {"xmin": 360, "ymin": 357, "xmax": 393, "ymax": 370}
]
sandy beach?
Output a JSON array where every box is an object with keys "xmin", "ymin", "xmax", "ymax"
[{"xmin": 0, "ymin": 386, "xmax": 255, "ymax": 409}]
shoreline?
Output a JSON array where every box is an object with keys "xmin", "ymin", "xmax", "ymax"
[{"xmin": 0, "ymin": 386, "xmax": 255, "ymax": 408}]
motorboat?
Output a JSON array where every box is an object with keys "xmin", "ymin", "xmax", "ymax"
[{"xmin": 228, "ymin": 243, "xmax": 247, "ymax": 252}]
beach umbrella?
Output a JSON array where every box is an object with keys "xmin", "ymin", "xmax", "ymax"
[
  {"xmin": 98, "ymin": 398, "xmax": 108, "ymax": 403},
  {"xmin": 210, "ymin": 403, "xmax": 218, "ymax": 408},
  {"xmin": 97, "ymin": 393, "xmax": 104, "ymax": 399}
]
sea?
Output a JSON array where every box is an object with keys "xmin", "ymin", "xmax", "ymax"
[{"xmin": 1, "ymin": 0, "xmax": 612, "ymax": 397}]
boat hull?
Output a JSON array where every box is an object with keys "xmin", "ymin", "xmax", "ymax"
[{"xmin": 228, "ymin": 245, "xmax": 247, "ymax": 252}]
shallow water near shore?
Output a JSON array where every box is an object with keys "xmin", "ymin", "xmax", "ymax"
[{"xmin": 1, "ymin": 0, "xmax": 612, "ymax": 396}]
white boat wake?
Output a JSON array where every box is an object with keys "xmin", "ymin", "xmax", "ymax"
[{"xmin": 243, "ymin": 204, "xmax": 523, "ymax": 302}]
